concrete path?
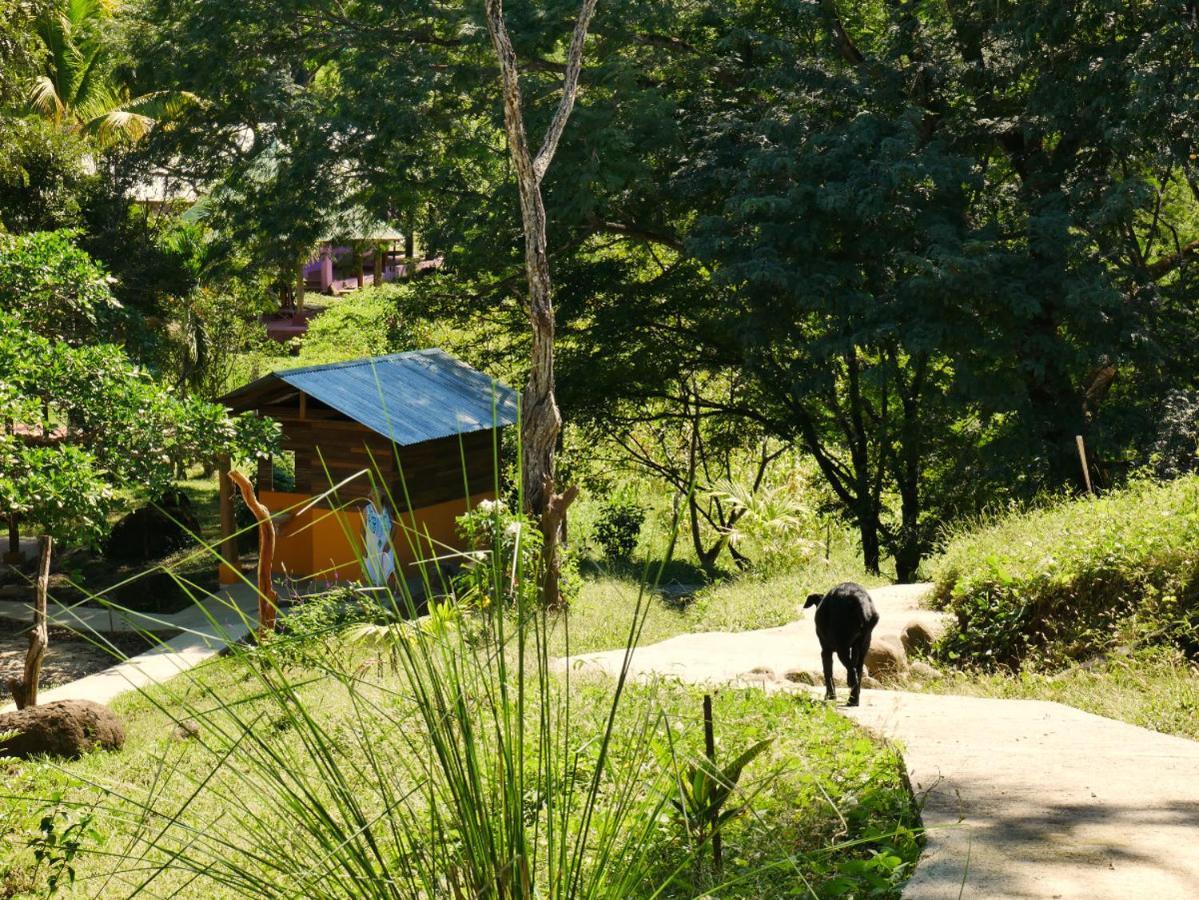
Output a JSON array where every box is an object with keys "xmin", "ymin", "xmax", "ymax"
[
  {"xmin": 847, "ymin": 689, "xmax": 1199, "ymax": 897},
  {"xmin": 561, "ymin": 584, "xmax": 1199, "ymax": 898},
  {"xmin": 565, "ymin": 582, "xmax": 943, "ymax": 685},
  {"xmin": 1, "ymin": 584, "xmax": 266, "ymax": 713}
]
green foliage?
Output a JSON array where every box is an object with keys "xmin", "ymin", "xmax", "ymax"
[
  {"xmin": 592, "ymin": 491, "xmax": 645, "ymax": 560},
  {"xmin": 127, "ymin": 0, "xmax": 1199, "ymax": 583},
  {"xmin": 670, "ymin": 737, "xmax": 772, "ymax": 853},
  {"xmin": 454, "ymin": 498, "xmax": 582, "ymax": 610},
  {"xmin": 0, "ymin": 229, "xmax": 121, "ymax": 343},
  {"xmin": 0, "ymin": 120, "xmax": 89, "ymax": 234},
  {"xmin": 26, "ymin": 0, "xmax": 187, "ymax": 145},
  {"xmin": 296, "ymin": 285, "xmax": 425, "ymax": 366},
  {"xmin": 26, "ymin": 802, "xmax": 97, "ymax": 896},
  {"xmin": 0, "ymin": 443, "xmax": 112, "ymax": 546},
  {"xmin": 931, "ymin": 476, "xmax": 1199, "ymax": 670},
  {"xmin": 0, "ymin": 253, "xmax": 278, "ymax": 547}
]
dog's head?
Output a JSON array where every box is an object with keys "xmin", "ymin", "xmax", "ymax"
[{"xmin": 803, "ymin": 592, "xmax": 824, "ymax": 609}]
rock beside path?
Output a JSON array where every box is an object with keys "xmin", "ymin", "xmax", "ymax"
[
  {"xmin": 0, "ymin": 699, "xmax": 125, "ymax": 759},
  {"xmin": 865, "ymin": 634, "xmax": 908, "ymax": 681}
]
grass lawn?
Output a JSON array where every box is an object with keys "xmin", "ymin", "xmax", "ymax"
[
  {"xmin": 0, "ymin": 579, "xmax": 921, "ymax": 898},
  {"xmin": 915, "ymin": 648, "xmax": 1199, "ymax": 741},
  {"xmin": 559, "ymin": 560, "xmax": 886, "ymax": 657}
]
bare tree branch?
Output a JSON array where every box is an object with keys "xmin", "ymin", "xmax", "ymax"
[{"xmin": 533, "ymin": 0, "xmax": 599, "ymax": 182}]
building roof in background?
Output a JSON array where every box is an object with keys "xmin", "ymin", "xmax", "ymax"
[{"xmin": 222, "ymin": 350, "xmax": 518, "ymax": 446}]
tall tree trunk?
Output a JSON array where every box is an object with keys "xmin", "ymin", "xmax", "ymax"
[
  {"xmin": 483, "ymin": 0, "xmax": 597, "ymax": 604},
  {"xmin": 8, "ymin": 535, "xmax": 51, "ymax": 709},
  {"xmin": 857, "ymin": 507, "xmax": 882, "ymax": 576}
]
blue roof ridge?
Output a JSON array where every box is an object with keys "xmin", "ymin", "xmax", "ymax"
[{"xmin": 274, "ymin": 348, "xmax": 447, "ymax": 379}]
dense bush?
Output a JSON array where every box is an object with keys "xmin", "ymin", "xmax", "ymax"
[
  {"xmin": 455, "ymin": 498, "xmax": 580, "ymax": 608},
  {"xmin": 297, "ymin": 285, "xmax": 424, "ymax": 365},
  {"xmin": 931, "ymin": 476, "xmax": 1199, "ymax": 670},
  {"xmin": 1151, "ymin": 390, "xmax": 1199, "ymax": 480},
  {"xmin": 593, "ymin": 493, "xmax": 646, "ymax": 560}
]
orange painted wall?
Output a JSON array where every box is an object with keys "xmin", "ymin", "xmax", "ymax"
[{"xmin": 219, "ymin": 491, "xmax": 493, "ymax": 584}]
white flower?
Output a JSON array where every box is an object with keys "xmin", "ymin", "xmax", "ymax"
[{"xmin": 477, "ymin": 499, "xmax": 495, "ymax": 514}]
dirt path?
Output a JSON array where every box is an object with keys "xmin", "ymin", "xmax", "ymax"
[{"xmin": 561, "ymin": 584, "xmax": 1199, "ymax": 897}]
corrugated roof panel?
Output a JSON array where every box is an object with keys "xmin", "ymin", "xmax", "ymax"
[{"xmin": 270, "ymin": 349, "xmax": 518, "ymax": 446}]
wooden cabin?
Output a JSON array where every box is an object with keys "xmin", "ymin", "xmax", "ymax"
[{"xmin": 218, "ymin": 350, "xmax": 518, "ymax": 584}]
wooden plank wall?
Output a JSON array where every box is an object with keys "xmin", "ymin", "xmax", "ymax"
[{"xmin": 270, "ymin": 405, "xmax": 500, "ymax": 511}]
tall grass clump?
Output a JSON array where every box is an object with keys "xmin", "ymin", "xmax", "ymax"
[
  {"xmin": 931, "ymin": 475, "xmax": 1199, "ymax": 670},
  {"xmin": 50, "ymin": 508, "xmax": 701, "ymax": 896}
]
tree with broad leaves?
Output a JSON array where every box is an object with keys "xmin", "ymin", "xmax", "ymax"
[{"xmin": 0, "ymin": 234, "xmax": 277, "ymax": 707}]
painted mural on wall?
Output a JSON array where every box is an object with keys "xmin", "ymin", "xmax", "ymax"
[{"xmin": 362, "ymin": 501, "xmax": 396, "ymax": 586}]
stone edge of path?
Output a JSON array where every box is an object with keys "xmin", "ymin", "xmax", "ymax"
[{"xmin": 0, "ymin": 583, "xmax": 265, "ymax": 714}]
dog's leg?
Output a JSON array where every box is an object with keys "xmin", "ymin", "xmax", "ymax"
[
  {"xmin": 821, "ymin": 647, "xmax": 835, "ymax": 701},
  {"xmin": 849, "ymin": 629, "xmax": 872, "ymax": 706},
  {"xmin": 848, "ymin": 645, "xmax": 863, "ymax": 707},
  {"xmin": 837, "ymin": 648, "xmax": 858, "ymax": 705}
]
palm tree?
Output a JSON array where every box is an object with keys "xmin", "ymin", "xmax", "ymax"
[{"xmin": 29, "ymin": 0, "xmax": 190, "ymax": 145}]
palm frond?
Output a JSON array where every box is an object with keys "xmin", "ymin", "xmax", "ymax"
[{"xmin": 28, "ymin": 75, "xmax": 66, "ymax": 119}]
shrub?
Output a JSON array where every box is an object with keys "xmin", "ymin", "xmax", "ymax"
[
  {"xmin": 297, "ymin": 285, "xmax": 423, "ymax": 365},
  {"xmin": 593, "ymin": 493, "xmax": 646, "ymax": 560},
  {"xmin": 1152, "ymin": 390, "xmax": 1199, "ymax": 480},
  {"xmin": 455, "ymin": 498, "xmax": 580, "ymax": 608},
  {"xmin": 931, "ymin": 476, "xmax": 1199, "ymax": 670}
]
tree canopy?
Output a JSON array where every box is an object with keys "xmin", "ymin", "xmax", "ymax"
[
  {"xmin": 48, "ymin": 0, "xmax": 1199, "ymax": 576},
  {"xmin": 0, "ymin": 232, "xmax": 277, "ymax": 547}
]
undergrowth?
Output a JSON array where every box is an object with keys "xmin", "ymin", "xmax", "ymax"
[{"xmin": 931, "ymin": 475, "xmax": 1199, "ymax": 670}]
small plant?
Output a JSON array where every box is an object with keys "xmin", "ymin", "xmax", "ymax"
[
  {"xmin": 454, "ymin": 498, "xmax": 581, "ymax": 609},
  {"xmin": 670, "ymin": 695, "xmax": 772, "ymax": 872},
  {"xmin": 593, "ymin": 492, "xmax": 646, "ymax": 560},
  {"xmin": 266, "ymin": 585, "xmax": 394, "ymax": 667},
  {"xmin": 26, "ymin": 802, "xmax": 97, "ymax": 895}
]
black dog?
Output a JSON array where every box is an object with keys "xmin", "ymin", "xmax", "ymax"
[{"xmin": 804, "ymin": 582, "xmax": 879, "ymax": 707}]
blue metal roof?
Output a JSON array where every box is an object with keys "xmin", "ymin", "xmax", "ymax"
[{"xmin": 228, "ymin": 350, "xmax": 518, "ymax": 446}]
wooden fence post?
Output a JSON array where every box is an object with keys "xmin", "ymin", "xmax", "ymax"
[
  {"xmin": 1076, "ymin": 435, "xmax": 1094, "ymax": 496},
  {"xmin": 703, "ymin": 693, "xmax": 722, "ymax": 873}
]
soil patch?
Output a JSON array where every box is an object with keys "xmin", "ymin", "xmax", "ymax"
[
  {"xmin": 1, "ymin": 549, "xmax": 228, "ymax": 615},
  {"xmin": 0, "ymin": 617, "xmax": 180, "ymax": 691}
]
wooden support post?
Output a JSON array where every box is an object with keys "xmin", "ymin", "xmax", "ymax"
[
  {"xmin": 295, "ymin": 264, "xmax": 307, "ymax": 317},
  {"xmin": 703, "ymin": 693, "xmax": 722, "ymax": 872},
  {"xmin": 373, "ymin": 244, "xmax": 383, "ymax": 286},
  {"xmin": 229, "ymin": 470, "xmax": 278, "ymax": 636},
  {"xmin": 319, "ymin": 244, "xmax": 333, "ymax": 293},
  {"xmin": 1076, "ymin": 434, "xmax": 1094, "ymax": 496},
  {"xmin": 356, "ymin": 248, "xmax": 365, "ymax": 289},
  {"xmin": 5, "ymin": 513, "xmax": 20, "ymax": 564},
  {"xmin": 257, "ymin": 454, "xmax": 274, "ymax": 494},
  {"xmin": 217, "ymin": 454, "xmax": 240, "ymax": 583},
  {"xmin": 8, "ymin": 535, "xmax": 51, "ymax": 708}
]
